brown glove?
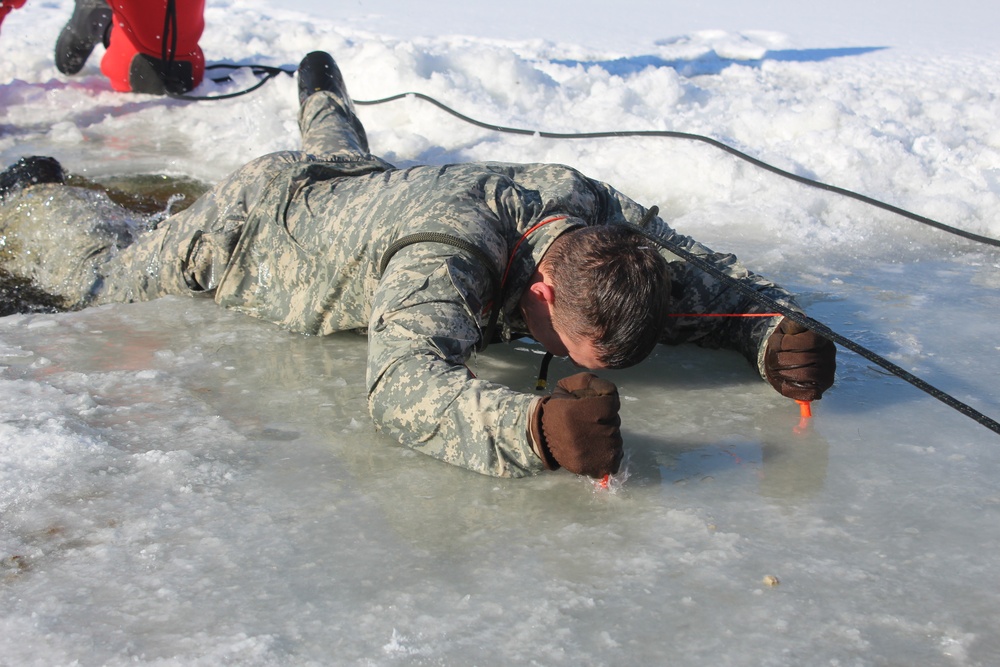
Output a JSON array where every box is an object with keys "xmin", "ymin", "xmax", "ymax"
[
  {"xmin": 529, "ymin": 372, "xmax": 623, "ymax": 478},
  {"xmin": 764, "ymin": 317, "xmax": 836, "ymax": 401}
]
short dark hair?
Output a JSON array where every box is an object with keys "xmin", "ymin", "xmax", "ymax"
[{"xmin": 542, "ymin": 225, "xmax": 671, "ymax": 368}]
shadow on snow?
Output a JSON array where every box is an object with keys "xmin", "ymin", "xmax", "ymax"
[{"xmin": 553, "ymin": 46, "xmax": 888, "ymax": 77}]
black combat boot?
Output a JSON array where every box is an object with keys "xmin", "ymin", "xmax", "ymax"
[
  {"xmin": 54, "ymin": 0, "xmax": 112, "ymax": 75},
  {"xmin": 297, "ymin": 51, "xmax": 349, "ymax": 106},
  {"xmin": 128, "ymin": 54, "xmax": 196, "ymax": 95},
  {"xmin": 0, "ymin": 156, "xmax": 65, "ymax": 202}
]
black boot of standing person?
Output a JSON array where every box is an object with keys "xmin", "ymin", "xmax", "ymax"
[{"xmin": 54, "ymin": 0, "xmax": 112, "ymax": 75}]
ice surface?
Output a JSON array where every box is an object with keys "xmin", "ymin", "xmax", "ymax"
[{"xmin": 2, "ymin": 1, "xmax": 1000, "ymax": 665}]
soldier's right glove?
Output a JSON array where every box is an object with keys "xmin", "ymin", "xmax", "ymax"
[
  {"xmin": 764, "ymin": 317, "xmax": 837, "ymax": 401},
  {"xmin": 529, "ymin": 372, "xmax": 624, "ymax": 478}
]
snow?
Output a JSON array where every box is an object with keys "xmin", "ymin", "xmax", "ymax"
[{"xmin": 2, "ymin": 1, "xmax": 1000, "ymax": 665}]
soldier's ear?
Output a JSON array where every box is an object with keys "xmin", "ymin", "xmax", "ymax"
[{"xmin": 528, "ymin": 280, "xmax": 556, "ymax": 307}]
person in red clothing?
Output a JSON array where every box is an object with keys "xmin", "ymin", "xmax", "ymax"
[{"xmin": 54, "ymin": 0, "xmax": 205, "ymax": 94}]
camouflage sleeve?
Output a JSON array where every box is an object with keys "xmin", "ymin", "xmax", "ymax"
[
  {"xmin": 592, "ymin": 182, "xmax": 800, "ymax": 378},
  {"xmin": 365, "ymin": 244, "xmax": 547, "ymax": 478}
]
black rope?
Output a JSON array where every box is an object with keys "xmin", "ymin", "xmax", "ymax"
[
  {"xmin": 535, "ymin": 352, "xmax": 554, "ymax": 391},
  {"xmin": 353, "ymin": 91, "xmax": 1000, "ymax": 248},
  {"xmin": 175, "ymin": 65, "xmax": 1000, "ymax": 248},
  {"xmin": 162, "ymin": 0, "xmax": 178, "ymax": 65},
  {"xmin": 167, "ymin": 64, "xmax": 294, "ymax": 102}
]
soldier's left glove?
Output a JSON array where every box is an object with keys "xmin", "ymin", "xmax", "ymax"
[
  {"xmin": 764, "ymin": 317, "xmax": 836, "ymax": 401},
  {"xmin": 529, "ymin": 372, "xmax": 623, "ymax": 478}
]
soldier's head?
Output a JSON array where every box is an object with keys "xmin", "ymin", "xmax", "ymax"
[{"xmin": 519, "ymin": 225, "xmax": 671, "ymax": 369}]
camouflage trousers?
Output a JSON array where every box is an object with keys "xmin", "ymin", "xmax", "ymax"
[{"xmin": 94, "ymin": 90, "xmax": 377, "ymax": 305}]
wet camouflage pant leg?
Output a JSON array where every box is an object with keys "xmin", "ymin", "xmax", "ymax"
[
  {"xmin": 94, "ymin": 91, "xmax": 376, "ymax": 305},
  {"xmin": 93, "ymin": 150, "xmax": 311, "ymax": 304},
  {"xmin": 299, "ymin": 90, "xmax": 371, "ymax": 158},
  {"xmin": 0, "ymin": 184, "xmax": 137, "ymax": 308}
]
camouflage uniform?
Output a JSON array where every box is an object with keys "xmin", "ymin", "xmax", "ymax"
[{"xmin": 0, "ymin": 89, "xmax": 797, "ymax": 477}]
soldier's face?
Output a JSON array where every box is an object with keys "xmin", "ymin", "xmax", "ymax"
[
  {"xmin": 561, "ymin": 332, "xmax": 604, "ymax": 369},
  {"xmin": 519, "ymin": 268, "xmax": 606, "ymax": 369},
  {"xmin": 545, "ymin": 320, "xmax": 606, "ymax": 370}
]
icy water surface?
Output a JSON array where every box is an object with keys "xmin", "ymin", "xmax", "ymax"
[{"xmin": 2, "ymin": 287, "xmax": 998, "ymax": 665}]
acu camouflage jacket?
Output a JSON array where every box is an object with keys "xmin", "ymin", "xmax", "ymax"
[{"xmin": 98, "ymin": 153, "xmax": 795, "ymax": 477}]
